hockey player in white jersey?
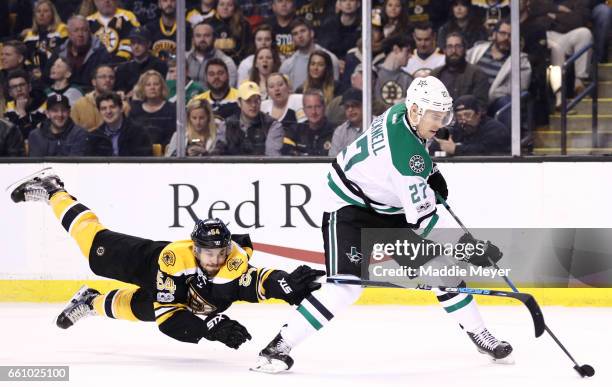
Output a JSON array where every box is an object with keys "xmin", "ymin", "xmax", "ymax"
[{"xmin": 251, "ymin": 76, "xmax": 513, "ymax": 373}]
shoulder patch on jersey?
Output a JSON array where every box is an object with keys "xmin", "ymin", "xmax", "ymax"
[
  {"xmin": 158, "ymin": 240, "xmax": 198, "ymax": 276},
  {"xmin": 386, "ymin": 103, "xmax": 433, "ymax": 178},
  {"xmin": 162, "ymin": 250, "xmax": 176, "ymax": 266},
  {"xmin": 227, "ymin": 256, "xmax": 243, "ymax": 271},
  {"xmin": 213, "ymin": 242, "xmax": 249, "ymax": 281}
]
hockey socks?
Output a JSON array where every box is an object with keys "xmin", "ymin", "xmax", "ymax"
[
  {"xmin": 280, "ymin": 276, "xmax": 363, "ymax": 347},
  {"xmin": 434, "ymin": 281, "xmax": 485, "ymax": 333},
  {"xmin": 92, "ymin": 289, "xmax": 140, "ymax": 321}
]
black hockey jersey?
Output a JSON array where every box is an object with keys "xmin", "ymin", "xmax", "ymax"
[
  {"xmin": 145, "ymin": 18, "xmax": 192, "ymax": 58},
  {"xmin": 87, "ymin": 8, "xmax": 141, "ymax": 60}
]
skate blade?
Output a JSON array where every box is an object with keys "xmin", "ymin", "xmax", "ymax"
[
  {"xmin": 249, "ymin": 357, "xmax": 290, "ymax": 374},
  {"xmin": 5, "ymin": 167, "xmax": 53, "ymax": 194},
  {"xmin": 56, "ymin": 285, "xmax": 90, "ymax": 322},
  {"xmin": 492, "ymin": 354, "xmax": 515, "ymax": 365}
]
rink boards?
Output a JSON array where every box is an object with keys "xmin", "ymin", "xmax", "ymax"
[{"xmin": 0, "ymin": 161, "xmax": 611, "ymax": 305}]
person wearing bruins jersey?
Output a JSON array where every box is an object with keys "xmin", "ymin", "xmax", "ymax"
[
  {"xmin": 87, "ymin": 0, "xmax": 141, "ymax": 60},
  {"xmin": 145, "ymin": 0, "xmax": 192, "ymax": 59},
  {"xmin": 8, "ymin": 168, "xmax": 325, "ymax": 349}
]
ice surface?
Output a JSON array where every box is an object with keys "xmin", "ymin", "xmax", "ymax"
[{"xmin": 0, "ymin": 303, "xmax": 609, "ymax": 386}]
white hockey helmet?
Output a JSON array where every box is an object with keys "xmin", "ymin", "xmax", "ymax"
[{"xmin": 405, "ymin": 76, "xmax": 454, "ymax": 126}]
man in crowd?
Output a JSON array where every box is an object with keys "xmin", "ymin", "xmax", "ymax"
[
  {"xmin": 87, "ymin": 0, "xmax": 141, "ymax": 60},
  {"xmin": 374, "ymin": 34, "xmax": 414, "ymax": 110},
  {"xmin": 403, "ymin": 22, "xmax": 446, "ymax": 76},
  {"xmin": 28, "ymin": 94, "xmax": 88, "ymax": 157},
  {"xmin": 266, "ymin": 0, "xmax": 298, "ymax": 59},
  {"xmin": 4, "ymin": 70, "xmax": 47, "ymax": 139},
  {"xmin": 193, "ymin": 58, "xmax": 240, "ymax": 120},
  {"xmin": 282, "ymin": 89, "xmax": 335, "ymax": 155},
  {"xmin": 329, "ymin": 88, "xmax": 363, "ymax": 157},
  {"xmin": 187, "ymin": 21, "xmax": 237, "ymax": 87}
]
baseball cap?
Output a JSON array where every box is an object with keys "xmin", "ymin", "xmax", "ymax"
[
  {"xmin": 341, "ymin": 88, "xmax": 362, "ymax": 105},
  {"xmin": 238, "ymin": 81, "xmax": 261, "ymax": 100},
  {"xmin": 453, "ymin": 95, "xmax": 480, "ymax": 113},
  {"xmin": 129, "ymin": 27, "xmax": 150, "ymax": 43},
  {"xmin": 46, "ymin": 94, "xmax": 70, "ymax": 110}
]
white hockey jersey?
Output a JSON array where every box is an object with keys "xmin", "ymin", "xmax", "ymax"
[{"xmin": 324, "ymin": 103, "xmax": 438, "ymax": 227}]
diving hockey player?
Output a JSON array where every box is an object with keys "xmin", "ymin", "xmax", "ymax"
[
  {"xmin": 252, "ymin": 76, "xmax": 512, "ymax": 373},
  {"xmin": 8, "ymin": 169, "xmax": 324, "ymax": 349}
]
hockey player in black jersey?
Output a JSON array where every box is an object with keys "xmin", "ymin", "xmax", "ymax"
[{"xmin": 8, "ymin": 167, "xmax": 324, "ymax": 349}]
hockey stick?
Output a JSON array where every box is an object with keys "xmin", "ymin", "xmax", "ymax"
[
  {"xmin": 326, "ymin": 277, "xmax": 545, "ymax": 338},
  {"xmin": 436, "ymin": 194, "xmax": 595, "ymax": 378}
]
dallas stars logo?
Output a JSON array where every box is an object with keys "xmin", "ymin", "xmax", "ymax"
[
  {"xmin": 346, "ymin": 247, "xmax": 363, "ymax": 264},
  {"xmin": 409, "ymin": 155, "xmax": 426, "ymax": 174}
]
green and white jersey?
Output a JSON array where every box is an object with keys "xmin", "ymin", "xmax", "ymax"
[{"xmin": 324, "ymin": 103, "xmax": 437, "ymax": 226}]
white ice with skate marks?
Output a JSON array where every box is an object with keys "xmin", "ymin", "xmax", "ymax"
[{"xmin": 0, "ymin": 303, "xmax": 609, "ymax": 387}]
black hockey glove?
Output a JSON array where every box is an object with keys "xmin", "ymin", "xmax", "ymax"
[
  {"xmin": 267, "ymin": 265, "xmax": 326, "ymax": 305},
  {"xmin": 457, "ymin": 233, "xmax": 503, "ymax": 267},
  {"xmin": 427, "ymin": 167, "xmax": 448, "ymax": 203},
  {"xmin": 202, "ymin": 314, "xmax": 252, "ymax": 349}
]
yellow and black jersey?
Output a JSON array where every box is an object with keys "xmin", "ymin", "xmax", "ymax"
[
  {"xmin": 192, "ymin": 88, "xmax": 240, "ymax": 120},
  {"xmin": 87, "ymin": 8, "xmax": 141, "ymax": 60},
  {"xmin": 145, "ymin": 18, "xmax": 191, "ymax": 58},
  {"xmin": 153, "ymin": 234, "xmax": 282, "ymax": 343},
  {"xmin": 23, "ymin": 24, "xmax": 68, "ymax": 69}
]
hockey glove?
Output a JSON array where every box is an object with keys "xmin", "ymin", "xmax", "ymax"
[
  {"xmin": 457, "ymin": 233, "xmax": 503, "ymax": 267},
  {"xmin": 266, "ymin": 265, "xmax": 326, "ymax": 305},
  {"xmin": 202, "ymin": 314, "xmax": 252, "ymax": 349},
  {"xmin": 427, "ymin": 167, "xmax": 448, "ymax": 203}
]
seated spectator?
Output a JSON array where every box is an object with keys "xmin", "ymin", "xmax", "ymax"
[
  {"xmin": 466, "ymin": 19, "xmax": 531, "ymax": 127},
  {"xmin": 1, "ymin": 41, "xmax": 29, "ymax": 95},
  {"xmin": 238, "ymin": 24, "xmax": 274, "ymax": 85},
  {"xmin": 85, "ymin": 92, "xmax": 152, "ymax": 156},
  {"xmin": 265, "ymin": 0, "xmax": 298, "ymax": 59},
  {"xmin": 280, "ymin": 18, "xmax": 340, "ymax": 92},
  {"xmin": 129, "ymin": 70, "xmax": 176, "ymax": 145},
  {"xmin": 115, "ymin": 28, "xmax": 168, "ymax": 95},
  {"xmin": 0, "ymin": 117, "xmax": 25, "ymax": 157},
  {"xmin": 165, "ymin": 98, "xmax": 225, "ymax": 156},
  {"xmin": 215, "ymin": 81, "xmax": 283, "ymax": 155},
  {"xmin": 165, "ymin": 58, "xmax": 206, "ymax": 103},
  {"xmin": 249, "ymin": 47, "xmax": 282, "ymax": 99},
  {"xmin": 186, "ymin": 21, "xmax": 238, "ymax": 87},
  {"xmin": 591, "ymin": 0, "xmax": 612, "ymax": 63},
  {"xmin": 192, "ymin": 58, "xmax": 240, "ymax": 119},
  {"xmin": 4, "ymin": 70, "xmax": 47, "ymax": 139},
  {"xmin": 295, "ymin": 0, "xmax": 335, "ymax": 34},
  {"xmin": 46, "ymin": 15, "xmax": 113, "ymax": 92},
  {"xmin": 319, "ymin": 0, "xmax": 362, "ymax": 60},
  {"xmin": 22, "ymin": 0, "xmax": 68, "ymax": 73},
  {"xmin": 329, "ymin": 88, "xmax": 363, "ymax": 157},
  {"xmin": 282, "ymin": 89, "xmax": 335, "ymax": 156},
  {"xmin": 374, "ymin": 34, "xmax": 414, "ymax": 110},
  {"xmin": 45, "ymin": 57, "xmax": 84, "ymax": 106},
  {"xmin": 145, "ymin": 0, "xmax": 191, "ymax": 58},
  {"xmin": 432, "ymin": 32, "xmax": 489, "ymax": 108},
  {"xmin": 87, "ymin": 0, "xmax": 141, "ymax": 61},
  {"xmin": 380, "ymin": 0, "xmax": 413, "ymax": 38},
  {"xmin": 207, "ymin": 0, "xmax": 253, "ymax": 63},
  {"xmin": 296, "ymin": 51, "xmax": 341, "ymax": 104},
  {"xmin": 433, "ymin": 94, "xmax": 510, "ymax": 156},
  {"xmin": 403, "ymin": 22, "xmax": 446, "ymax": 76},
  {"xmin": 71, "ymin": 64, "xmax": 128, "ymax": 131},
  {"xmin": 187, "ymin": 0, "xmax": 216, "ymax": 26},
  {"xmin": 472, "ymin": 0, "xmax": 510, "ymax": 35},
  {"xmin": 28, "ymin": 94, "xmax": 87, "ymax": 157},
  {"xmin": 261, "ymin": 73, "xmax": 305, "ymax": 128},
  {"xmin": 404, "ymin": 0, "xmax": 452, "ymax": 30},
  {"xmin": 437, "ymin": 0, "xmax": 488, "ymax": 51}
]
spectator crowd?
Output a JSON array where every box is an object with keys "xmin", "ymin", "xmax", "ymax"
[{"xmin": 0, "ymin": 0, "xmax": 610, "ymax": 157}]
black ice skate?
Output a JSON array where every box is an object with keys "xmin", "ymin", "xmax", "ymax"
[
  {"xmin": 250, "ymin": 333, "xmax": 294, "ymax": 373},
  {"xmin": 467, "ymin": 327, "xmax": 514, "ymax": 363},
  {"xmin": 56, "ymin": 286, "xmax": 100, "ymax": 329},
  {"xmin": 7, "ymin": 167, "xmax": 65, "ymax": 203}
]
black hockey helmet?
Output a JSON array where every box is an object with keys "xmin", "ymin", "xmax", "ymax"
[{"xmin": 191, "ymin": 218, "xmax": 232, "ymax": 249}]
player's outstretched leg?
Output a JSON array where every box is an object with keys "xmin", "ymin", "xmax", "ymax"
[
  {"xmin": 434, "ymin": 280, "xmax": 513, "ymax": 363},
  {"xmin": 8, "ymin": 167, "xmax": 65, "ymax": 204},
  {"xmin": 57, "ymin": 286, "xmax": 152, "ymax": 328}
]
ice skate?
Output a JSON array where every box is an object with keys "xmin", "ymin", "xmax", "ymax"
[
  {"xmin": 7, "ymin": 167, "xmax": 65, "ymax": 204},
  {"xmin": 56, "ymin": 286, "xmax": 100, "ymax": 329},
  {"xmin": 467, "ymin": 327, "xmax": 514, "ymax": 364},
  {"xmin": 250, "ymin": 333, "xmax": 294, "ymax": 373}
]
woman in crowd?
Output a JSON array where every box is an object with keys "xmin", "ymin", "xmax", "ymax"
[
  {"xmin": 129, "ymin": 70, "xmax": 176, "ymax": 146},
  {"xmin": 22, "ymin": 0, "xmax": 68, "ymax": 72},
  {"xmin": 165, "ymin": 98, "xmax": 225, "ymax": 157},
  {"xmin": 437, "ymin": 0, "xmax": 488, "ymax": 50},
  {"xmin": 380, "ymin": 0, "xmax": 413, "ymax": 38},
  {"xmin": 296, "ymin": 50, "xmax": 340, "ymax": 105},
  {"xmin": 260, "ymin": 73, "xmax": 305, "ymax": 128},
  {"xmin": 238, "ymin": 24, "xmax": 274, "ymax": 84},
  {"xmin": 249, "ymin": 46, "xmax": 281, "ymax": 99},
  {"xmin": 45, "ymin": 57, "xmax": 83, "ymax": 106},
  {"xmin": 207, "ymin": 0, "xmax": 253, "ymax": 63}
]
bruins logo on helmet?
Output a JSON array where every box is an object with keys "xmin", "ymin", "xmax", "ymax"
[
  {"xmin": 227, "ymin": 256, "xmax": 243, "ymax": 271},
  {"xmin": 162, "ymin": 251, "xmax": 176, "ymax": 266}
]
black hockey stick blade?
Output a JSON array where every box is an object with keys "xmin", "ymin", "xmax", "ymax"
[{"xmin": 326, "ymin": 278, "xmax": 545, "ymax": 337}]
